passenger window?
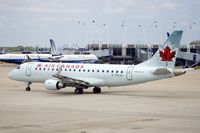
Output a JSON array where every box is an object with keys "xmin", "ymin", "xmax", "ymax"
[
  {"xmin": 39, "ymin": 68, "xmax": 42, "ymax": 70},
  {"xmin": 74, "ymin": 69, "xmax": 76, "ymax": 71},
  {"xmin": 79, "ymin": 69, "xmax": 81, "ymax": 72},
  {"xmin": 121, "ymin": 71, "xmax": 123, "ymax": 73},
  {"xmin": 102, "ymin": 70, "xmax": 104, "ymax": 73},
  {"xmin": 92, "ymin": 70, "xmax": 94, "ymax": 72},
  {"xmin": 116, "ymin": 71, "xmax": 118, "ymax": 73},
  {"xmin": 88, "ymin": 70, "xmax": 90, "ymax": 72},
  {"xmin": 107, "ymin": 70, "xmax": 109, "ymax": 73},
  {"xmin": 65, "ymin": 69, "xmax": 67, "ymax": 71},
  {"xmin": 83, "ymin": 69, "xmax": 85, "ymax": 72},
  {"xmin": 35, "ymin": 68, "xmax": 37, "ymax": 70},
  {"xmin": 69, "ymin": 69, "xmax": 71, "ymax": 71},
  {"xmin": 52, "ymin": 68, "xmax": 54, "ymax": 71},
  {"xmin": 56, "ymin": 69, "xmax": 58, "ymax": 71},
  {"xmin": 111, "ymin": 70, "xmax": 114, "ymax": 73},
  {"xmin": 97, "ymin": 70, "xmax": 99, "ymax": 72},
  {"xmin": 43, "ymin": 68, "xmax": 46, "ymax": 70}
]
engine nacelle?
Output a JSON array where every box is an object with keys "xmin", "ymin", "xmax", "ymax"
[{"xmin": 44, "ymin": 79, "xmax": 64, "ymax": 90}]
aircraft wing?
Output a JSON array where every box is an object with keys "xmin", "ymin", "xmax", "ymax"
[
  {"xmin": 52, "ymin": 67, "xmax": 92, "ymax": 87},
  {"xmin": 52, "ymin": 66, "xmax": 104, "ymax": 87},
  {"xmin": 52, "ymin": 73, "xmax": 91, "ymax": 87}
]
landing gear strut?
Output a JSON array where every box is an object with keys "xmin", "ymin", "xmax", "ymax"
[
  {"xmin": 75, "ymin": 88, "xmax": 83, "ymax": 94},
  {"xmin": 93, "ymin": 87, "xmax": 101, "ymax": 94},
  {"xmin": 26, "ymin": 82, "xmax": 31, "ymax": 91}
]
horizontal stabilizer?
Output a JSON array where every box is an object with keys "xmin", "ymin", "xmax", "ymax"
[
  {"xmin": 48, "ymin": 55, "xmax": 64, "ymax": 61},
  {"xmin": 153, "ymin": 68, "xmax": 172, "ymax": 75}
]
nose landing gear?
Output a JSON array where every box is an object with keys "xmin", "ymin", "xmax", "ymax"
[{"xmin": 26, "ymin": 82, "xmax": 31, "ymax": 91}]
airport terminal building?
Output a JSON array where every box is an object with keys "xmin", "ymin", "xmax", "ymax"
[{"xmin": 86, "ymin": 41, "xmax": 200, "ymax": 66}]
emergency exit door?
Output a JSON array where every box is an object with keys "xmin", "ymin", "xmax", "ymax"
[
  {"xmin": 26, "ymin": 63, "xmax": 33, "ymax": 76},
  {"xmin": 126, "ymin": 66, "xmax": 133, "ymax": 80}
]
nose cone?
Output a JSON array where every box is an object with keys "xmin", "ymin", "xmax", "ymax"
[{"xmin": 8, "ymin": 70, "xmax": 15, "ymax": 80}]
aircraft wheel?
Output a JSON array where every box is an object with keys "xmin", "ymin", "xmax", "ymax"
[
  {"xmin": 75, "ymin": 88, "xmax": 83, "ymax": 94},
  {"xmin": 26, "ymin": 87, "xmax": 31, "ymax": 91},
  {"xmin": 93, "ymin": 87, "xmax": 101, "ymax": 94}
]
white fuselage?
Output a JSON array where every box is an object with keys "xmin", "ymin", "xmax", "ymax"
[
  {"xmin": 53, "ymin": 54, "xmax": 99, "ymax": 62},
  {"xmin": 0, "ymin": 53, "xmax": 98, "ymax": 64},
  {"xmin": 8, "ymin": 62, "xmax": 174, "ymax": 87},
  {"xmin": 0, "ymin": 54, "xmax": 51, "ymax": 64}
]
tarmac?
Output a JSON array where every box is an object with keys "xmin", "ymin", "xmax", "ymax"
[{"xmin": 0, "ymin": 63, "xmax": 200, "ymax": 133}]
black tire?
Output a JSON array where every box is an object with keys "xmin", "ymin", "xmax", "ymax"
[
  {"xmin": 93, "ymin": 87, "xmax": 101, "ymax": 94},
  {"xmin": 26, "ymin": 87, "xmax": 31, "ymax": 91},
  {"xmin": 75, "ymin": 88, "xmax": 83, "ymax": 94}
]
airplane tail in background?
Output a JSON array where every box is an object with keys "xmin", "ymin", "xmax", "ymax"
[
  {"xmin": 50, "ymin": 39, "xmax": 62, "ymax": 56},
  {"xmin": 138, "ymin": 31, "xmax": 183, "ymax": 69}
]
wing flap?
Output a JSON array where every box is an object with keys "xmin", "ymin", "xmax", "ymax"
[{"xmin": 53, "ymin": 74, "xmax": 90, "ymax": 87}]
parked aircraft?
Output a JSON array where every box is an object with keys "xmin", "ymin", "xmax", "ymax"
[
  {"xmin": 0, "ymin": 40, "xmax": 98, "ymax": 64},
  {"xmin": 8, "ymin": 31, "xmax": 186, "ymax": 94},
  {"xmin": 48, "ymin": 39, "xmax": 99, "ymax": 63},
  {"xmin": 0, "ymin": 53, "xmax": 50, "ymax": 64}
]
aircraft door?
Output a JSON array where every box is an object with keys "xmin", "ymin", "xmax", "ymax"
[
  {"xmin": 126, "ymin": 66, "xmax": 133, "ymax": 80},
  {"xmin": 26, "ymin": 63, "xmax": 33, "ymax": 76}
]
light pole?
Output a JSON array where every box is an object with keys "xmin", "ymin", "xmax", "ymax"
[
  {"xmin": 121, "ymin": 21, "xmax": 127, "ymax": 47},
  {"xmin": 172, "ymin": 21, "xmax": 177, "ymax": 30},
  {"xmin": 103, "ymin": 23, "xmax": 110, "ymax": 45},
  {"xmin": 77, "ymin": 21, "xmax": 89, "ymax": 46},
  {"xmin": 149, "ymin": 20, "xmax": 157, "ymax": 45},
  {"xmin": 189, "ymin": 22, "xmax": 196, "ymax": 40},
  {"xmin": 138, "ymin": 24, "xmax": 146, "ymax": 44},
  {"xmin": 154, "ymin": 24, "xmax": 163, "ymax": 45}
]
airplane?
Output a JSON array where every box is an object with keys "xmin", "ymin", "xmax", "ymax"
[
  {"xmin": 48, "ymin": 39, "xmax": 99, "ymax": 63},
  {"xmin": 0, "ymin": 53, "xmax": 51, "ymax": 64},
  {"xmin": 0, "ymin": 48, "xmax": 6, "ymax": 54},
  {"xmin": 0, "ymin": 40, "xmax": 99, "ymax": 64},
  {"xmin": 8, "ymin": 31, "xmax": 186, "ymax": 94}
]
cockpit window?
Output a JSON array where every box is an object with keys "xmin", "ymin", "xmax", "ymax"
[{"xmin": 16, "ymin": 66, "xmax": 20, "ymax": 69}]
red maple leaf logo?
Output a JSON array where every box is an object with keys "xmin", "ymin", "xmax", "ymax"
[{"xmin": 159, "ymin": 46, "xmax": 176, "ymax": 61}]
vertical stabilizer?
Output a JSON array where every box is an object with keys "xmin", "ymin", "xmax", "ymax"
[
  {"xmin": 50, "ymin": 39, "xmax": 62, "ymax": 56},
  {"xmin": 138, "ymin": 31, "xmax": 183, "ymax": 68}
]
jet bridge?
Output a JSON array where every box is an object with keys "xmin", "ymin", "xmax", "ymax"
[{"xmin": 177, "ymin": 51, "xmax": 200, "ymax": 62}]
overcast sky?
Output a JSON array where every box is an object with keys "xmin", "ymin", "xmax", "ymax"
[{"xmin": 0, "ymin": 0, "xmax": 199, "ymax": 48}]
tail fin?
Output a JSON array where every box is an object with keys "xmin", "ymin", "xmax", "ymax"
[
  {"xmin": 138, "ymin": 30, "xmax": 183, "ymax": 68},
  {"xmin": 50, "ymin": 39, "xmax": 62, "ymax": 56}
]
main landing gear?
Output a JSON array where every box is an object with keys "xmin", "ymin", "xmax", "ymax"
[
  {"xmin": 74, "ymin": 87, "xmax": 83, "ymax": 94},
  {"xmin": 93, "ymin": 87, "xmax": 101, "ymax": 94},
  {"xmin": 74, "ymin": 87, "xmax": 102, "ymax": 94},
  {"xmin": 26, "ymin": 82, "xmax": 31, "ymax": 91}
]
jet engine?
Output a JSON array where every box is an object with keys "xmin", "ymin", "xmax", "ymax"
[{"xmin": 44, "ymin": 79, "xmax": 64, "ymax": 90}]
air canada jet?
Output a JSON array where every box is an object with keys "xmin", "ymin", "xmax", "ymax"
[{"xmin": 8, "ymin": 31, "xmax": 186, "ymax": 94}]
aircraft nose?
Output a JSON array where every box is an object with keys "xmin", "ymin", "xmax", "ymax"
[{"xmin": 8, "ymin": 70, "xmax": 15, "ymax": 80}]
